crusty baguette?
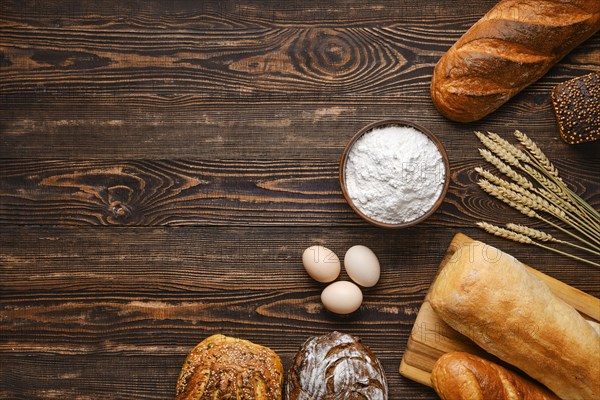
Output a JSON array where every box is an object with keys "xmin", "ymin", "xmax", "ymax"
[
  {"xmin": 176, "ymin": 334, "xmax": 283, "ymax": 400},
  {"xmin": 430, "ymin": 0, "xmax": 600, "ymax": 122},
  {"xmin": 431, "ymin": 352, "xmax": 559, "ymax": 400},
  {"xmin": 429, "ymin": 241, "xmax": 600, "ymax": 400}
]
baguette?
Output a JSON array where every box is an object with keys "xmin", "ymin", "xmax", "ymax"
[
  {"xmin": 431, "ymin": 352, "xmax": 559, "ymax": 400},
  {"xmin": 429, "ymin": 241, "xmax": 600, "ymax": 399},
  {"xmin": 430, "ymin": 0, "xmax": 600, "ymax": 122}
]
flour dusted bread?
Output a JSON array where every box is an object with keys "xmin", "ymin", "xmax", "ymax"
[
  {"xmin": 429, "ymin": 241, "xmax": 600, "ymax": 399},
  {"xmin": 431, "ymin": 352, "xmax": 559, "ymax": 400},
  {"xmin": 176, "ymin": 334, "xmax": 283, "ymax": 400},
  {"xmin": 286, "ymin": 331, "xmax": 387, "ymax": 400},
  {"xmin": 430, "ymin": 0, "xmax": 600, "ymax": 122}
]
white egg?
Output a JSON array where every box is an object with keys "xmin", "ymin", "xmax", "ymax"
[
  {"xmin": 344, "ymin": 245, "xmax": 380, "ymax": 287},
  {"xmin": 302, "ymin": 245, "xmax": 341, "ymax": 283},
  {"xmin": 321, "ymin": 281, "xmax": 363, "ymax": 314}
]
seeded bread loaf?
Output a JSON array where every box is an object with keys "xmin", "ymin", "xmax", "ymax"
[
  {"xmin": 431, "ymin": 0, "xmax": 600, "ymax": 122},
  {"xmin": 285, "ymin": 331, "xmax": 387, "ymax": 400},
  {"xmin": 551, "ymin": 72, "xmax": 599, "ymax": 144},
  {"xmin": 176, "ymin": 334, "xmax": 283, "ymax": 400}
]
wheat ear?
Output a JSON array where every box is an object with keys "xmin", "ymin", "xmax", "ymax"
[
  {"xmin": 478, "ymin": 179, "xmax": 600, "ymax": 251},
  {"xmin": 524, "ymin": 164, "xmax": 600, "ymax": 236},
  {"xmin": 516, "ymin": 131, "xmax": 600, "ymax": 222},
  {"xmin": 476, "ymin": 132, "xmax": 522, "ymax": 168},
  {"xmin": 514, "ymin": 130, "xmax": 560, "ymax": 180},
  {"xmin": 506, "ymin": 223, "xmax": 554, "ymax": 242},
  {"xmin": 477, "ymin": 222, "xmax": 600, "ymax": 267},
  {"xmin": 479, "ymin": 149, "xmax": 533, "ymax": 189},
  {"xmin": 487, "ymin": 131, "xmax": 531, "ymax": 164},
  {"xmin": 507, "ymin": 223, "xmax": 600, "ymax": 256}
]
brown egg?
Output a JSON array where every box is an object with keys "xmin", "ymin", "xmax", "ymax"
[
  {"xmin": 321, "ymin": 281, "xmax": 363, "ymax": 314},
  {"xmin": 302, "ymin": 245, "xmax": 341, "ymax": 283}
]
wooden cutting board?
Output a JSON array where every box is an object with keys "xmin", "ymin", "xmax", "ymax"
[{"xmin": 399, "ymin": 233, "xmax": 600, "ymax": 387}]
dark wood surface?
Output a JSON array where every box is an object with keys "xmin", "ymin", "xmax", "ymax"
[{"xmin": 1, "ymin": 1, "xmax": 598, "ymax": 399}]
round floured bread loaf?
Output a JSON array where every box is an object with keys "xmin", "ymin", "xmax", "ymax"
[
  {"xmin": 176, "ymin": 334, "xmax": 283, "ymax": 400},
  {"xmin": 285, "ymin": 331, "xmax": 387, "ymax": 400}
]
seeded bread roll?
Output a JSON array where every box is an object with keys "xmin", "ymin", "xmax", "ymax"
[
  {"xmin": 431, "ymin": 0, "xmax": 600, "ymax": 122},
  {"xmin": 176, "ymin": 334, "xmax": 283, "ymax": 400},
  {"xmin": 285, "ymin": 331, "xmax": 387, "ymax": 400},
  {"xmin": 431, "ymin": 352, "xmax": 559, "ymax": 400},
  {"xmin": 551, "ymin": 72, "xmax": 599, "ymax": 144}
]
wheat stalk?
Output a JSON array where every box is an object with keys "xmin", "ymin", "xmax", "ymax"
[
  {"xmin": 524, "ymin": 164, "xmax": 570, "ymax": 202},
  {"xmin": 524, "ymin": 164, "xmax": 600, "ymax": 225},
  {"xmin": 522, "ymin": 164, "xmax": 600, "ymax": 234},
  {"xmin": 506, "ymin": 223, "xmax": 600, "ymax": 256},
  {"xmin": 537, "ymin": 187, "xmax": 580, "ymax": 215},
  {"xmin": 485, "ymin": 179, "xmax": 600, "ymax": 247},
  {"xmin": 477, "ymin": 222, "xmax": 600, "ymax": 267},
  {"xmin": 478, "ymin": 222, "xmax": 532, "ymax": 243},
  {"xmin": 515, "ymin": 130, "xmax": 600, "ymax": 222},
  {"xmin": 475, "ymin": 131, "xmax": 600, "ymax": 265}
]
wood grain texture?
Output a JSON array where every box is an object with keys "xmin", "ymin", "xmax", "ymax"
[
  {"xmin": 1, "ymin": 1, "xmax": 599, "ymax": 399},
  {"xmin": 1, "ymin": 158, "xmax": 598, "ymax": 227},
  {"xmin": 2, "ymin": 226, "xmax": 598, "ymax": 400},
  {"xmin": 1, "ymin": 0, "xmax": 598, "ymax": 159}
]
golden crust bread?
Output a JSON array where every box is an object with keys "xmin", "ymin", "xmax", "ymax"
[
  {"xmin": 431, "ymin": 352, "xmax": 559, "ymax": 400},
  {"xmin": 176, "ymin": 334, "xmax": 283, "ymax": 400},
  {"xmin": 429, "ymin": 242, "xmax": 600, "ymax": 399},
  {"xmin": 430, "ymin": 0, "xmax": 600, "ymax": 122}
]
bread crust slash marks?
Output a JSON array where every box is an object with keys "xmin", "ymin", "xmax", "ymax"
[{"xmin": 286, "ymin": 331, "xmax": 388, "ymax": 400}]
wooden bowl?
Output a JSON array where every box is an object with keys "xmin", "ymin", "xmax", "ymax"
[{"xmin": 339, "ymin": 119, "xmax": 450, "ymax": 228}]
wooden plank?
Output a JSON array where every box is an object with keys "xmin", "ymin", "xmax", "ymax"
[
  {"xmin": 0, "ymin": 353, "xmax": 434, "ymax": 400},
  {"xmin": 5, "ymin": 103, "xmax": 598, "ymax": 159},
  {"xmin": 399, "ymin": 233, "xmax": 600, "ymax": 388},
  {"xmin": 0, "ymin": 225, "xmax": 455, "ymax": 399},
  {"xmin": 1, "ymin": 158, "xmax": 598, "ymax": 226},
  {"xmin": 2, "ymin": 1, "xmax": 599, "ymax": 399},
  {"xmin": 2, "ymin": 226, "xmax": 598, "ymax": 400},
  {"xmin": 2, "ymin": 226, "xmax": 597, "ymax": 294},
  {"xmin": 5, "ymin": 225, "xmax": 596, "ymax": 399},
  {"xmin": 1, "ymin": 1, "xmax": 598, "ymax": 159}
]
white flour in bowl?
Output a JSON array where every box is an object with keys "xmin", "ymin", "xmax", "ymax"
[{"xmin": 344, "ymin": 125, "xmax": 446, "ymax": 224}]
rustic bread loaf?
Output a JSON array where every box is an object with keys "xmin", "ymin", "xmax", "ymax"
[
  {"xmin": 428, "ymin": 241, "xmax": 600, "ymax": 400},
  {"xmin": 431, "ymin": 352, "xmax": 559, "ymax": 400},
  {"xmin": 430, "ymin": 0, "xmax": 600, "ymax": 122},
  {"xmin": 176, "ymin": 334, "xmax": 283, "ymax": 400},
  {"xmin": 285, "ymin": 331, "xmax": 387, "ymax": 400}
]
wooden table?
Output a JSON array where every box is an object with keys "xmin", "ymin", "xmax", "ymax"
[{"xmin": 1, "ymin": 1, "xmax": 598, "ymax": 398}]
